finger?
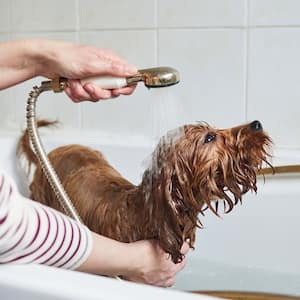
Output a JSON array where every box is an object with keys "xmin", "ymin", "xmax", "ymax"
[
  {"xmin": 93, "ymin": 48, "xmax": 137, "ymax": 73},
  {"xmin": 67, "ymin": 79, "xmax": 91, "ymax": 101},
  {"xmin": 64, "ymin": 87, "xmax": 80, "ymax": 103},
  {"xmin": 83, "ymin": 83, "xmax": 112, "ymax": 101},
  {"xmin": 180, "ymin": 242, "xmax": 190, "ymax": 255},
  {"xmin": 67, "ymin": 80, "xmax": 113, "ymax": 102},
  {"xmin": 111, "ymin": 85, "xmax": 137, "ymax": 97},
  {"xmin": 65, "ymin": 86, "xmax": 90, "ymax": 103},
  {"xmin": 96, "ymin": 48, "xmax": 128, "ymax": 64},
  {"xmin": 106, "ymin": 60, "xmax": 137, "ymax": 77},
  {"xmin": 177, "ymin": 257, "xmax": 187, "ymax": 271},
  {"xmin": 164, "ymin": 277, "xmax": 176, "ymax": 288},
  {"xmin": 90, "ymin": 59, "xmax": 137, "ymax": 77}
]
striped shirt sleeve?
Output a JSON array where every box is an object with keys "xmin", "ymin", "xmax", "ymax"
[{"xmin": 0, "ymin": 171, "xmax": 93, "ymax": 270}]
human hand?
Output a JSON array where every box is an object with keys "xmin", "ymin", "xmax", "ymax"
[
  {"xmin": 75, "ymin": 233, "xmax": 188, "ymax": 287},
  {"xmin": 124, "ymin": 240, "xmax": 189, "ymax": 287},
  {"xmin": 34, "ymin": 39, "xmax": 138, "ymax": 102}
]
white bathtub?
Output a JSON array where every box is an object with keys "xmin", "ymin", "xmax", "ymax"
[{"xmin": 0, "ymin": 131, "xmax": 300, "ymax": 298}]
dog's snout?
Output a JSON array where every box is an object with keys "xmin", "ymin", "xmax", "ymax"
[{"xmin": 250, "ymin": 120, "xmax": 263, "ymax": 132}]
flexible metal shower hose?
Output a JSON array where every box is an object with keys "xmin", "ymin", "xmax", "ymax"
[{"xmin": 26, "ymin": 85, "xmax": 82, "ymax": 223}]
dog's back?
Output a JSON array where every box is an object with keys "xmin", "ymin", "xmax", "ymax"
[{"xmin": 17, "ymin": 120, "xmax": 136, "ymax": 234}]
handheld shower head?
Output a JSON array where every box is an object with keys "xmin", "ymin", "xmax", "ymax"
[{"xmin": 42, "ymin": 66, "xmax": 180, "ymax": 92}]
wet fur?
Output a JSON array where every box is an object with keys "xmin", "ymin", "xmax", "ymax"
[{"xmin": 17, "ymin": 120, "xmax": 272, "ymax": 263}]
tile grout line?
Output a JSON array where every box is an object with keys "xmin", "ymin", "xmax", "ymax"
[
  {"xmin": 8, "ymin": 25, "xmax": 300, "ymax": 35},
  {"xmin": 244, "ymin": 0, "xmax": 250, "ymax": 122},
  {"xmin": 153, "ymin": 0, "xmax": 159, "ymax": 147},
  {"xmin": 155, "ymin": 0, "xmax": 159, "ymax": 66},
  {"xmin": 9, "ymin": 0, "xmax": 17, "ymax": 126}
]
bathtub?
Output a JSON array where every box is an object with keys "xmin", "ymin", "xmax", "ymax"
[{"xmin": 0, "ymin": 131, "xmax": 300, "ymax": 298}]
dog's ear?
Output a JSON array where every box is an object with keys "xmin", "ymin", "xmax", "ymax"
[
  {"xmin": 142, "ymin": 136, "xmax": 191, "ymax": 263},
  {"xmin": 155, "ymin": 143, "xmax": 206, "ymax": 258},
  {"xmin": 148, "ymin": 148, "xmax": 184, "ymax": 263}
]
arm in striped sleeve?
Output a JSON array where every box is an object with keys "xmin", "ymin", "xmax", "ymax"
[{"xmin": 0, "ymin": 171, "xmax": 92, "ymax": 270}]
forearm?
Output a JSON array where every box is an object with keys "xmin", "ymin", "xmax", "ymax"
[
  {"xmin": 0, "ymin": 39, "xmax": 42, "ymax": 89},
  {"xmin": 76, "ymin": 233, "xmax": 189, "ymax": 287},
  {"xmin": 0, "ymin": 172, "xmax": 92, "ymax": 269},
  {"xmin": 76, "ymin": 232, "xmax": 138, "ymax": 277}
]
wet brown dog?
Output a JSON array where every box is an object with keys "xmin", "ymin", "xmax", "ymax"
[{"xmin": 18, "ymin": 120, "xmax": 272, "ymax": 263}]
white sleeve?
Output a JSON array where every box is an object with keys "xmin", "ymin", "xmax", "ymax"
[{"xmin": 0, "ymin": 171, "xmax": 93, "ymax": 270}]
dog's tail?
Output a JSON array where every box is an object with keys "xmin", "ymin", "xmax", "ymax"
[{"xmin": 17, "ymin": 119, "xmax": 59, "ymax": 175}]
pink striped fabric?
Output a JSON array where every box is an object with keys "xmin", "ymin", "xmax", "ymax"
[{"xmin": 0, "ymin": 171, "xmax": 92, "ymax": 270}]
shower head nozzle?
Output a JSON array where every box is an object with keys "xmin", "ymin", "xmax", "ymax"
[{"xmin": 130, "ymin": 66, "xmax": 180, "ymax": 88}]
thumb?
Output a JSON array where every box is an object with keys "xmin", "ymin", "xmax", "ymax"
[
  {"xmin": 181, "ymin": 242, "xmax": 189, "ymax": 255},
  {"xmin": 91, "ymin": 60, "xmax": 138, "ymax": 78}
]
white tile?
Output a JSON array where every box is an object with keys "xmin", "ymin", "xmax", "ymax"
[
  {"xmin": 158, "ymin": 29, "xmax": 246, "ymax": 129},
  {"xmin": 0, "ymin": 0, "xmax": 10, "ymax": 33},
  {"xmin": 0, "ymin": 86, "xmax": 15, "ymax": 130},
  {"xmin": 79, "ymin": 0, "xmax": 156, "ymax": 29},
  {"xmin": 247, "ymin": 28, "xmax": 300, "ymax": 149},
  {"xmin": 79, "ymin": 30, "xmax": 156, "ymax": 68},
  {"xmin": 158, "ymin": 0, "xmax": 246, "ymax": 27},
  {"xmin": 80, "ymin": 87, "xmax": 157, "ymax": 138},
  {"xmin": 14, "ymin": 77, "xmax": 81, "ymax": 131},
  {"xmin": 12, "ymin": 31, "xmax": 77, "ymax": 42},
  {"xmin": 0, "ymin": 33, "xmax": 10, "ymax": 42},
  {"xmin": 11, "ymin": 0, "xmax": 76, "ymax": 32},
  {"xmin": 249, "ymin": 0, "xmax": 300, "ymax": 26},
  {"xmin": 80, "ymin": 30, "xmax": 157, "ymax": 137}
]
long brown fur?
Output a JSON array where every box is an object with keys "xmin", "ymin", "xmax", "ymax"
[{"xmin": 17, "ymin": 120, "xmax": 272, "ymax": 263}]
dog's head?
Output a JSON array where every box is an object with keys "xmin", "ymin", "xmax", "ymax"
[
  {"xmin": 142, "ymin": 120, "xmax": 272, "ymax": 262},
  {"xmin": 178, "ymin": 120, "xmax": 272, "ymax": 214}
]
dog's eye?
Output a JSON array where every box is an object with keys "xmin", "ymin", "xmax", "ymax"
[{"xmin": 204, "ymin": 132, "xmax": 216, "ymax": 144}]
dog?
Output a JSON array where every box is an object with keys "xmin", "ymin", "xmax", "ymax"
[{"xmin": 17, "ymin": 120, "xmax": 272, "ymax": 263}]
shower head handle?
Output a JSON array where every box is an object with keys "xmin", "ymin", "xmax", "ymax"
[{"xmin": 42, "ymin": 66, "xmax": 180, "ymax": 92}]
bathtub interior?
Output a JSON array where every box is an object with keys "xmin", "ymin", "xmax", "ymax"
[{"xmin": 0, "ymin": 133, "xmax": 300, "ymax": 297}]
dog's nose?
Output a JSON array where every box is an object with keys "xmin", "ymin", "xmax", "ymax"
[{"xmin": 250, "ymin": 120, "xmax": 263, "ymax": 131}]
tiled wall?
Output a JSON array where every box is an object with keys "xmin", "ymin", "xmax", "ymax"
[{"xmin": 0, "ymin": 0, "xmax": 300, "ymax": 152}]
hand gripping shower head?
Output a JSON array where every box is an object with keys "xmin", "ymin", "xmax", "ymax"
[
  {"xmin": 41, "ymin": 66, "xmax": 180, "ymax": 92},
  {"xmin": 27, "ymin": 66, "xmax": 180, "ymax": 223}
]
